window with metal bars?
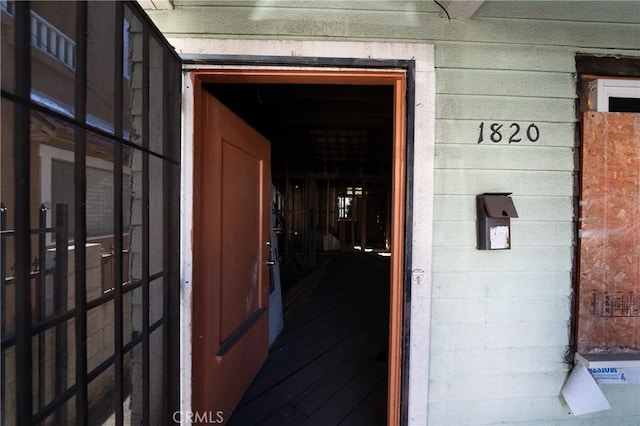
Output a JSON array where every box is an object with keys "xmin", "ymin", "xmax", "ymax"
[{"xmin": 0, "ymin": 2, "xmax": 180, "ymax": 425}]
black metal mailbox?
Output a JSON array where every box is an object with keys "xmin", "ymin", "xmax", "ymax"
[{"xmin": 476, "ymin": 193, "xmax": 519, "ymax": 250}]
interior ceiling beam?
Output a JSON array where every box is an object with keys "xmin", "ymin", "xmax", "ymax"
[
  {"xmin": 446, "ymin": 0, "xmax": 485, "ymax": 19},
  {"xmin": 273, "ymin": 170, "xmax": 392, "ymax": 182}
]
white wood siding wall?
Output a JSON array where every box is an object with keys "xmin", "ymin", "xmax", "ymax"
[{"xmin": 147, "ymin": 1, "xmax": 640, "ymax": 425}]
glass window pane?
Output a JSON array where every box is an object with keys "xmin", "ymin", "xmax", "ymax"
[
  {"xmin": 150, "ymin": 278, "xmax": 163, "ymax": 326},
  {"xmin": 149, "ymin": 327, "xmax": 163, "ymax": 425},
  {"xmin": 0, "ymin": 97, "xmax": 14, "ymax": 232},
  {"xmin": 87, "ymin": 365, "xmax": 121, "ymax": 424},
  {"xmin": 149, "ymin": 156, "xmax": 163, "ymax": 276},
  {"xmin": 30, "ymin": 1, "xmax": 77, "ymax": 118},
  {"xmin": 129, "ymin": 286, "xmax": 143, "ymax": 422},
  {"xmin": 166, "ymin": 58, "xmax": 181, "ymax": 164},
  {"xmin": 87, "ymin": 2, "xmax": 116, "ymax": 135},
  {"xmin": 86, "ymin": 302, "xmax": 113, "ymax": 375},
  {"xmin": 149, "ymin": 35, "xmax": 164, "ymax": 156},
  {"xmin": 124, "ymin": 6, "xmax": 143, "ymax": 147},
  {"xmin": 1, "ymin": 0, "xmax": 16, "ymax": 93},
  {"xmin": 33, "ymin": 111, "xmax": 76, "ymax": 233}
]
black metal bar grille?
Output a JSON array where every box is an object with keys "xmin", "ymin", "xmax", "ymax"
[
  {"xmin": 13, "ymin": 2, "xmax": 33, "ymax": 424},
  {"xmin": 54, "ymin": 203, "xmax": 69, "ymax": 425},
  {"xmin": 1, "ymin": 1, "xmax": 181, "ymax": 425},
  {"xmin": 113, "ymin": 2, "xmax": 126, "ymax": 424},
  {"xmin": 141, "ymin": 21, "xmax": 152, "ymax": 425},
  {"xmin": 0, "ymin": 203, "xmax": 6, "ymax": 420},
  {"xmin": 74, "ymin": 3, "xmax": 89, "ymax": 423},
  {"xmin": 162, "ymin": 45, "xmax": 171, "ymax": 424},
  {"xmin": 37, "ymin": 205, "xmax": 46, "ymax": 411}
]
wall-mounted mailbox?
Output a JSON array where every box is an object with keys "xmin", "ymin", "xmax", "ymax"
[{"xmin": 476, "ymin": 193, "xmax": 518, "ymax": 250}]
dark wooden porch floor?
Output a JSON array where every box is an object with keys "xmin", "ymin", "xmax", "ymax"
[{"xmin": 227, "ymin": 251, "xmax": 390, "ymax": 426}]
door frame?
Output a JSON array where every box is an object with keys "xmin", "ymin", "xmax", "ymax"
[{"xmin": 179, "ymin": 40, "xmax": 436, "ymax": 425}]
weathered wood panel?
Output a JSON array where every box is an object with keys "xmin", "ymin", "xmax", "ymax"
[
  {"xmin": 432, "ymin": 247, "xmax": 573, "ymax": 272},
  {"xmin": 433, "ymin": 221, "xmax": 573, "ymax": 247},
  {"xmin": 435, "ymin": 145, "xmax": 574, "ymax": 171},
  {"xmin": 577, "ymin": 112, "xmax": 640, "ymax": 352},
  {"xmin": 436, "ymin": 119, "xmax": 575, "ymax": 147},
  {"xmin": 434, "ymin": 43, "xmax": 576, "ymax": 72},
  {"xmin": 429, "ymin": 395, "xmax": 637, "ymax": 425},
  {"xmin": 436, "ymin": 69, "xmax": 576, "ymax": 99},
  {"xmin": 429, "ymin": 346, "xmax": 570, "ymax": 376},
  {"xmin": 434, "ymin": 170, "xmax": 573, "ymax": 196},
  {"xmin": 476, "ymin": 0, "xmax": 640, "ymax": 24},
  {"xmin": 431, "ymin": 296, "xmax": 571, "ymax": 325},
  {"xmin": 149, "ymin": 8, "xmax": 640, "ymax": 49},
  {"xmin": 430, "ymin": 371, "xmax": 568, "ymax": 401},
  {"xmin": 436, "ymin": 95, "xmax": 576, "ymax": 122},
  {"xmin": 430, "ymin": 321, "xmax": 570, "ymax": 351},
  {"xmin": 432, "ymin": 271, "xmax": 573, "ymax": 298},
  {"xmin": 434, "ymin": 195, "xmax": 574, "ymax": 221}
]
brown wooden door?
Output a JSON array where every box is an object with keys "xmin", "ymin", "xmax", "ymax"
[
  {"xmin": 193, "ymin": 91, "xmax": 271, "ymax": 421},
  {"xmin": 192, "ymin": 68, "xmax": 407, "ymax": 424}
]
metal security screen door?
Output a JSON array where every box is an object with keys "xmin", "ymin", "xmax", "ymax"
[{"xmin": 1, "ymin": 2, "xmax": 180, "ymax": 425}]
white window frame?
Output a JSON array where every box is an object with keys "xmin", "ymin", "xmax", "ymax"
[{"xmin": 596, "ymin": 78, "xmax": 640, "ymax": 112}]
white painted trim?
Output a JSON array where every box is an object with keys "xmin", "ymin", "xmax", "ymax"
[
  {"xmin": 176, "ymin": 39, "xmax": 435, "ymax": 426},
  {"xmin": 596, "ymin": 78, "xmax": 640, "ymax": 112},
  {"xmin": 136, "ymin": 0, "xmax": 174, "ymax": 10},
  {"xmin": 180, "ymin": 72, "xmax": 195, "ymax": 420},
  {"xmin": 446, "ymin": 0, "xmax": 485, "ymax": 19},
  {"xmin": 577, "ymin": 352, "xmax": 640, "ymax": 369}
]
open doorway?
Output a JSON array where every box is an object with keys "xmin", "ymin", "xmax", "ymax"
[
  {"xmin": 190, "ymin": 68, "xmax": 407, "ymax": 424},
  {"xmin": 203, "ymin": 82, "xmax": 395, "ymax": 290},
  {"xmin": 205, "ymin": 81, "xmax": 394, "ymax": 425}
]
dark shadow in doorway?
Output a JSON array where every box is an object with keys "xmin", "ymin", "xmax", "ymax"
[{"xmin": 228, "ymin": 251, "xmax": 390, "ymax": 426}]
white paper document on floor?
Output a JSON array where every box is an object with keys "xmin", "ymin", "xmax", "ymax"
[{"xmin": 561, "ymin": 362, "xmax": 611, "ymax": 415}]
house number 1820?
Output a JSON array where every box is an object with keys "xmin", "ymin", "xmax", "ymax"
[{"xmin": 477, "ymin": 122, "xmax": 540, "ymax": 144}]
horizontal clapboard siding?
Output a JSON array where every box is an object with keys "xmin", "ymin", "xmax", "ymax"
[
  {"xmin": 436, "ymin": 119, "xmax": 576, "ymax": 146},
  {"xmin": 150, "ymin": 7, "xmax": 640, "ymax": 50},
  {"xmin": 429, "ymin": 11, "xmax": 579, "ymax": 421},
  {"xmin": 432, "ymin": 247, "xmax": 574, "ymax": 272},
  {"xmin": 431, "ymin": 296, "xmax": 571, "ymax": 324},
  {"xmin": 434, "ymin": 170, "xmax": 574, "ymax": 195},
  {"xmin": 435, "ymin": 145, "xmax": 574, "ymax": 170},
  {"xmin": 429, "ymin": 346, "xmax": 571, "ymax": 376},
  {"xmin": 429, "ymin": 392, "xmax": 640, "ymax": 426},
  {"xmin": 432, "ymin": 271, "xmax": 573, "ymax": 298},
  {"xmin": 145, "ymin": 2, "xmax": 640, "ymax": 425},
  {"xmin": 434, "ymin": 195, "xmax": 574, "ymax": 221},
  {"xmin": 436, "ymin": 69, "xmax": 576, "ymax": 98},
  {"xmin": 436, "ymin": 95, "xmax": 576, "ymax": 122},
  {"xmin": 433, "ymin": 221, "xmax": 573, "ymax": 247}
]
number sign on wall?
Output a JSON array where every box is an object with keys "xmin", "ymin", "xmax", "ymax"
[{"xmin": 477, "ymin": 122, "xmax": 540, "ymax": 144}]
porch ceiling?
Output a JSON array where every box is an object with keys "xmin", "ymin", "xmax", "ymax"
[{"xmin": 204, "ymin": 83, "xmax": 395, "ymax": 180}]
